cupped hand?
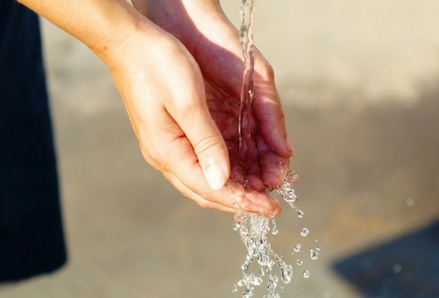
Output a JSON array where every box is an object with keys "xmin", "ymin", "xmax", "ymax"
[
  {"xmin": 103, "ymin": 16, "xmax": 283, "ymax": 214},
  {"xmin": 131, "ymin": 1, "xmax": 294, "ymax": 212}
]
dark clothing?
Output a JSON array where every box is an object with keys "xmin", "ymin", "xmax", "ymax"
[{"xmin": 0, "ymin": 1, "xmax": 67, "ymax": 281}]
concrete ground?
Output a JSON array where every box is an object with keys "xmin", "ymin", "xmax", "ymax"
[{"xmin": 2, "ymin": 0, "xmax": 439, "ymax": 297}]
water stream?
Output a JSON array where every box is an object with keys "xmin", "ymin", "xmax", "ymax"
[
  {"xmin": 238, "ymin": 0, "xmax": 256, "ymax": 167},
  {"xmin": 232, "ymin": 1, "xmax": 318, "ymax": 297}
]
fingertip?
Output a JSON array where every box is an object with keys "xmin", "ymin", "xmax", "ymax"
[
  {"xmin": 261, "ymin": 196, "xmax": 282, "ymax": 216},
  {"xmin": 241, "ymin": 189, "xmax": 281, "ymax": 216},
  {"xmin": 286, "ymin": 137, "xmax": 294, "ymax": 157},
  {"xmin": 272, "ymin": 199, "xmax": 282, "ymax": 215},
  {"xmin": 262, "ymin": 162, "xmax": 288, "ymax": 188}
]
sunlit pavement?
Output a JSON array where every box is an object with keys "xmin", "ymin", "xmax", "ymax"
[{"xmin": 1, "ymin": 1, "xmax": 439, "ymax": 297}]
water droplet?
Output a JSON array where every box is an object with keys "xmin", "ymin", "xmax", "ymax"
[
  {"xmin": 322, "ymin": 289, "xmax": 333, "ymax": 298},
  {"xmin": 293, "ymin": 243, "xmax": 302, "ymax": 252},
  {"xmin": 310, "ymin": 249, "xmax": 319, "ymax": 260},
  {"xmin": 233, "ymin": 222, "xmax": 240, "ymax": 231},
  {"xmin": 300, "ymin": 228, "xmax": 309, "ymax": 237},
  {"xmin": 280, "ymin": 264, "xmax": 293, "ymax": 284},
  {"xmin": 248, "ymin": 273, "xmax": 263, "ymax": 286},
  {"xmin": 241, "ymin": 259, "xmax": 251, "ymax": 273},
  {"xmin": 232, "ymin": 284, "xmax": 238, "ymax": 292},
  {"xmin": 297, "ymin": 210, "xmax": 305, "ymax": 218},
  {"xmin": 258, "ymin": 253, "xmax": 270, "ymax": 266},
  {"xmin": 238, "ymin": 212, "xmax": 248, "ymax": 222},
  {"xmin": 303, "ymin": 270, "xmax": 310, "ymax": 279},
  {"xmin": 271, "ymin": 218, "xmax": 278, "ymax": 235},
  {"xmin": 237, "ymin": 279, "xmax": 247, "ymax": 287},
  {"xmin": 296, "ymin": 259, "xmax": 303, "ymax": 266},
  {"xmin": 243, "ymin": 288, "xmax": 254, "ymax": 298},
  {"xmin": 284, "ymin": 189, "xmax": 297, "ymax": 203},
  {"xmin": 316, "ymin": 246, "xmax": 321, "ymax": 251},
  {"xmin": 406, "ymin": 198, "xmax": 415, "ymax": 207},
  {"xmin": 267, "ymin": 278, "xmax": 277, "ymax": 292}
]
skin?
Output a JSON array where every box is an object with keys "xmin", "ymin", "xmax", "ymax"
[{"xmin": 18, "ymin": 0, "xmax": 293, "ymax": 215}]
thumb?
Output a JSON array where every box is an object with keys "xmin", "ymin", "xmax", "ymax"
[
  {"xmin": 170, "ymin": 101, "xmax": 230, "ymax": 191},
  {"xmin": 195, "ymin": 129, "xmax": 230, "ymax": 191},
  {"xmin": 186, "ymin": 111, "xmax": 230, "ymax": 190},
  {"xmin": 161, "ymin": 46, "xmax": 230, "ymax": 191}
]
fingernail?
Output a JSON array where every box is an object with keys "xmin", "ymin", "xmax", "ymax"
[{"xmin": 205, "ymin": 163, "xmax": 227, "ymax": 190}]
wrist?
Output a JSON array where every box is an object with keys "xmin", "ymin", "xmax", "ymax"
[{"xmin": 18, "ymin": 0, "xmax": 156, "ymax": 67}]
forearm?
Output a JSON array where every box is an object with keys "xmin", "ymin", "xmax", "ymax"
[
  {"xmin": 132, "ymin": 0, "xmax": 238, "ymax": 55},
  {"xmin": 18, "ymin": 0, "xmax": 151, "ymax": 64},
  {"xmin": 133, "ymin": 0, "xmax": 221, "ymax": 15}
]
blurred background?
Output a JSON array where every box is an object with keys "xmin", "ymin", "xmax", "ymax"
[{"xmin": 1, "ymin": 0, "xmax": 439, "ymax": 297}]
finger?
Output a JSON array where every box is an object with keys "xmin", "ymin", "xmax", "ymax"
[
  {"xmin": 159, "ymin": 137, "xmax": 281, "ymax": 215},
  {"xmin": 257, "ymin": 135, "xmax": 290, "ymax": 188},
  {"xmin": 166, "ymin": 172, "xmax": 280, "ymax": 216},
  {"xmin": 163, "ymin": 172, "xmax": 236, "ymax": 213},
  {"xmin": 252, "ymin": 55, "xmax": 294, "ymax": 158},
  {"xmin": 165, "ymin": 84, "xmax": 230, "ymax": 191}
]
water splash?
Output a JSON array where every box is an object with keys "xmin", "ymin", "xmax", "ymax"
[
  {"xmin": 233, "ymin": 171, "xmax": 302, "ymax": 297},
  {"xmin": 300, "ymin": 228, "xmax": 310, "ymax": 237},
  {"xmin": 303, "ymin": 270, "xmax": 311, "ymax": 279},
  {"xmin": 310, "ymin": 249, "xmax": 319, "ymax": 261},
  {"xmin": 233, "ymin": 0, "xmax": 315, "ymax": 296},
  {"xmin": 271, "ymin": 218, "xmax": 279, "ymax": 235}
]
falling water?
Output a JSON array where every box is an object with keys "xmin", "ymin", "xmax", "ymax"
[
  {"xmin": 232, "ymin": 0, "xmax": 318, "ymax": 297},
  {"xmin": 233, "ymin": 171, "xmax": 303, "ymax": 297},
  {"xmin": 238, "ymin": 0, "xmax": 256, "ymax": 166}
]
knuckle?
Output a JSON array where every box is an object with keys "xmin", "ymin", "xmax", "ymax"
[
  {"xmin": 193, "ymin": 135, "xmax": 222, "ymax": 158},
  {"xmin": 176, "ymin": 95, "xmax": 204, "ymax": 115}
]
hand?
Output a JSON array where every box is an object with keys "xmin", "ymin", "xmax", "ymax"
[
  {"xmin": 131, "ymin": 0, "xmax": 294, "ymax": 212},
  {"xmin": 103, "ymin": 16, "xmax": 286, "ymax": 214}
]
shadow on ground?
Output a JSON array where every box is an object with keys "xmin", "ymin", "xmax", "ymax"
[{"xmin": 332, "ymin": 220, "xmax": 439, "ymax": 298}]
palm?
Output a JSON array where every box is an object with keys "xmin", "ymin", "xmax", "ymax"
[{"xmin": 204, "ymin": 76, "xmax": 266, "ymax": 190}]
